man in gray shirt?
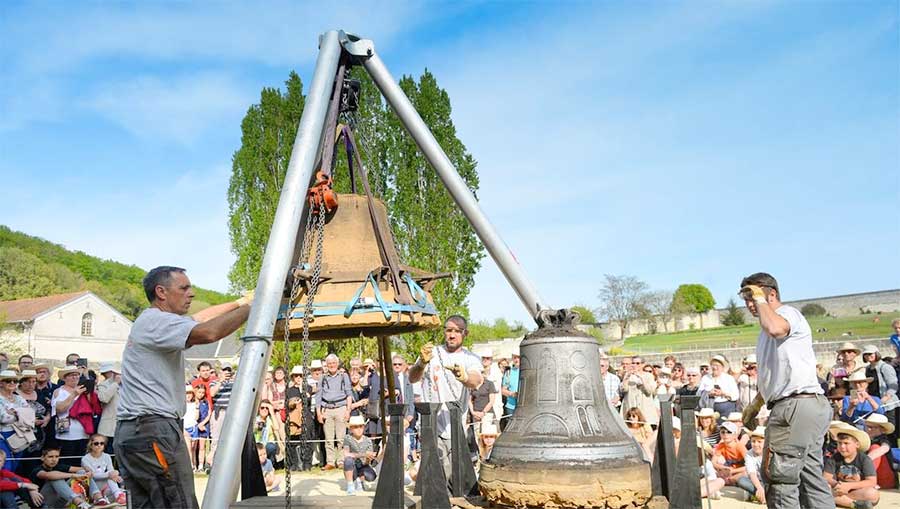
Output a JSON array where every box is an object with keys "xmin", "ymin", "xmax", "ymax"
[
  {"xmin": 316, "ymin": 354, "xmax": 352, "ymax": 470},
  {"xmin": 114, "ymin": 266, "xmax": 252, "ymax": 509},
  {"xmin": 739, "ymin": 272, "xmax": 833, "ymax": 509}
]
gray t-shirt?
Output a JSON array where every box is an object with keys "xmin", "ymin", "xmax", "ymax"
[
  {"xmin": 342, "ymin": 434, "xmax": 374, "ymax": 460},
  {"xmin": 118, "ymin": 307, "xmax": 196, "ymax": 420}
]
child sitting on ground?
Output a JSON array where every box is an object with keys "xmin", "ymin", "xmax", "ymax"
[
  {"xmin": 343, "ymin": 415, "xmax": 376, "ymax": 495},
  {"xmin": 699, "ymin": 439, "xmax": 725, "ymax": 500},
  {"xmin": 81, "ymin": 433, "xmax": 127, "ymax": 505},
  {"xmin": 744, "ymin": 427, "xmax": 766, "ymax": 505},
  {"xmin": 712, "ymin": 421, "xmax": 754, "ymax": 497},
  {"xmin": 256, "ymin": 442, "xmax": 280, "ymax": 493},
  {"xmin": 824, "ymin": 423, "xmax": 880, "ymax": 509},
  {"xmin": 864, "ymin": 413, "xmax": 897, "ymax": 490},
  {"xmin": 0, "ymin": 449, "xmax": 42, "ymax": 509},
  {"xmin": 30, "ymin": 446, "xmax": 107, "ymax": 509}
]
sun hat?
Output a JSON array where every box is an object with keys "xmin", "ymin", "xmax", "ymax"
[
  {"xmin": 726, "ymin": 412, "xmax": 743, "ymax": 422},
  {"xmin": 32, "ymin": 363, "xmax": 50, "ymax": 372},
  {"xmin": 750, "ymin": 426, "xmax": 766, "ymax": 439},
  {"xmin": 828, "ymin": 422, "xmax": 870, "ymax": 450},
  {"xmin": 709, "ymin": 355, "xmax": 729, "ymax": 368},
  {"xmin": 480, "ymin": 423, "xmax": 499, "ymax": 436},
  {"xmin": 309, "ymin": 360, "xmax": 324, "ymax": 370},
  {"xmin": 837, "ymin": 342, "xmax": 861, "ymax": 354},
  {"xmin": 57, "ymin": 366, "xmax": 81, "ymax": 378},
  {"xmin": 743, "ymin": 354, "xmax": 757, "ymax": 365},
  {"xmin": 348, "ymin": 415, "xmax": 366, "ymax": 427},
  {"xmin": 290, "ymin": 365, "xmax": 304, "ymax": 376},
  {"xmin": 685, "ymin": 367, "xmax": 700, "ymax": 375},
  {"xmin": 363, "ymin": 358, "xmax": 375, "ymax": 366},
  {"xmin": 846, "ymin": 370, "xmax": 873, "ymax": 383},
  {"xmin": 18, "ymin": 369, "xmax": 37, "ymax": 381},
  {"xmin": 861, "ymin": 345, "xmax": 879, "ymax": 356},
  {"xmin": 220, "ymin": 363, "xmax": 233, "ymax": 371},
  {"xmin": 696, "ymin": 408, "xmax": 719, "ymax": 420},
  {"xmin": 699, "ymin": 361, "xmax": 710, "ymax": 368},
  {"xmin": 0, "ymin": 370, "xmax": 19, "ymax": 382},
  {"xmin": 659, "ymin": 367, "xmax": 672, "ymax": 377},
  {"xmin": 865, "ymin": 413, "xmax": 895, "ymax": 435},
  {"xmin": 185, "ymin": 385, "xmax": 194, "ymax": 393},
  {"xmin": 98, "ymin": 361, "xmax": 119, "ymax": 374},
  {"xmin": 719, "ymin": 421, "xmax": 739, "ymax": 435}
]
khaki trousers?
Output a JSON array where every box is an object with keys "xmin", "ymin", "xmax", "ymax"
[{"xmin": 323, "ymin": 406, "xmax": 348, "ymax": 466}]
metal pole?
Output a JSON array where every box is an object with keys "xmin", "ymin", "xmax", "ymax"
[
  {"xmin": 340, "ymin": 33, "xmax": 548, "ymax": 321},
  {"xmin": 201, "ymin": 30, "xmax": 342, "ymax": 508}
]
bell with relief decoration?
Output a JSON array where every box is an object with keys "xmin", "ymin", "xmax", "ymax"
[
  {"xmin": 479, "ymin": 313, "xmax": 654, "ymax": 508},
  {"xmin": 274, "ymin": 193, "xmax": 442, "ymax": 340}
]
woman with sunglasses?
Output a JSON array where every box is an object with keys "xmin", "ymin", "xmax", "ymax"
[
  {"xmin": 81, "ymin": 433, "xmax": 126, "ymax": 505},
  {"xmin": 0, "ymin": 370, "xmax": 29, "ymax": 472}
]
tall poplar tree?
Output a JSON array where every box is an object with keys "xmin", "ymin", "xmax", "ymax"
[{"xmin": 227, "ymin": 68, "xmax": 484, "ymax": 362}]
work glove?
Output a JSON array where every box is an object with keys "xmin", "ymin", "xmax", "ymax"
[
  {"xmin": 742, "ymin": 396, "xmax": 764, "ymax": 430},
  {"xmin": 236, "ymin": 289, "xmax": 255, "ymax": 307},
  {"xmin": 739, "ymin": 285, "xmax": 766, "ymax": 304},
  {"xmin": 448, "ymin": 364, "xmax": 468, "ymax": 384},
  {"xmin": 419, "ymin": 342, "xmax": 434, "ymax": 364}
]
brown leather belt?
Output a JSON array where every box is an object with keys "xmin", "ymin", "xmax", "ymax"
[{"xmin": 767, "ymin": 392, "xmax": 820, "ymax": 410}]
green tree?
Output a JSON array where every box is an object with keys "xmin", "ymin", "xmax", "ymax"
[
  {"xmin": 721, "ymin": 298, "xmax": 746, "ymax": 326},
  {"xmin": 801, "ymin": 303, "xmax": 827, "ymax": 317},
  {"xmin": 570, "ymin": 305, "xmax": 597, "ymax": 324},
  {"xmin": 229, "ymin": 69, "xmax": 484, "ymax": 363},
  {"xmin": 227, "ymin": 72, "xmax": 306, "ymax": 293},
  {"xmin": 673, "ymin": 284, "xmax": 716, "ymax": 329}
]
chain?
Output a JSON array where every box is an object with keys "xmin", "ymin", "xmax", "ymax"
[{"xmin": 281, "ymin": 209, "xmax": 317, "ymax": 509}]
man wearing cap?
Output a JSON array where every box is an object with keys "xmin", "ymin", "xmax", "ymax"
[
  {"xmin": 862, "ymin": 345, "xmax": 898, "ymax": 442},
  {"xmin": 96, "ymin": 362, "xmax": 120, "ymax": 453},
  {"xmin": 408, "ymin": 315, "xmax": 483, "ymax": 478},
  {"xmin": 739, "ymin": 272, "xmax": 833, "ymax": 509},
  {"xmin": 115, "ymin": 266, "xmax": 253, "ymax": 508},
  {"xmin": 738, "ymin": 355, "xmax": 759, "ymax": 412}
]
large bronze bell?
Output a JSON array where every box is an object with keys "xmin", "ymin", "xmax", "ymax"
[
  {"xmin": 274, "ymin": 193, "xmax": 442, "ymax": 340},
  {"xmin": 479, "ymin": 315, "xmax": 653, "ymax": 508}
]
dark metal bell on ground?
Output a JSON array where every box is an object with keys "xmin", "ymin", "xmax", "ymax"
[{"xmin": 479, "ymin": 310, "xmax": 653, "ymax": 508}]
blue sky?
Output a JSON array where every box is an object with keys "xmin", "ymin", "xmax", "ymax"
[{"xmin": 1, "ymin": 1, "xmax": 897, "ymax": 325}]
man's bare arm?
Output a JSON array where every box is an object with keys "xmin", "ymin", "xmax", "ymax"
[
  {"xmin": 193, "ymin": 301, "xmax": 240, "ymax": 323},
  {"xmin": 187, "ymin": 305, "xmax": 250, "ymax": 347},
  {"xmin": 408, "ymin": 361, "xmax": 425, "ymax": 384},
  {"xmin": 756, "ymin": 302, "xmax": 790, "ymax": 339}
]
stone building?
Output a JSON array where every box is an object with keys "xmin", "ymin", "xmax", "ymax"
[{"xmin": 0, "ymin": 291, "xmax": 132, "ymax": 363}]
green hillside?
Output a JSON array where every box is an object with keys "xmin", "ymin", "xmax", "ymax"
[{"xmin": 0, "ymin": 225, "xmax": 232, "ymax": 319}]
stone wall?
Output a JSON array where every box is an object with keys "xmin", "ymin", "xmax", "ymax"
[
  {"xmin": 723, "ymin": 289, "xmax": 900, "ymax": 321},
  {"xmin": 608, "ymin": 337, "xmax": 896, "ymax": 369}
]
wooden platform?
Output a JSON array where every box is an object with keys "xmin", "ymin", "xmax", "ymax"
[{"xmin": 231, "ymin": 495, "xmax": 418, "ymax": 508}]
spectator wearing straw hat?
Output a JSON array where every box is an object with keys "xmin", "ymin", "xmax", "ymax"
[
  {"xmin": 739, "ymin": 273, "xmax": 832, "ymax": 509},
  {"xmin": 478, "ymin": 422, "xmax": 499, "ymax": 462},
  {"xmin": 698, "ymin": 355, "xmax": 739, "ymax": 418},
  {"xmin": 745, "ymin": 426, "xmax": 767, "ymax": 503},
  {"xmin": 825, "ymin": 422, "xmax": 879, "ymax": 509},
  {"xmin": 49, "ymin": 365, "xmax": 89, "ymax": 469},
  {"xmin": 0, "ymin": 369, "xmax": 30, "ymax": 472},
  {"xmin": 862, "ymin": 345, "xmax": 898, "ymax": 443},
  {"xmin": 841, "ymin": 370, "xmax": 883, "ymax": 429},
  {"xmin": 697, "ymin": 408, "xmax": 720, "ymax": 447},
  {"xmin": 830, "ymin": 342, "xmax": 862, "ymax": 393},
  {"xmin": 95, "ymin": 362, "xmax": 120, "ymax": 453},
  {"xmin": 737, "ymin": 354, "xmax": 759, "ymax": 412},
  {"xmin": 863, "ymin": 413, "xmax": 896, "ymax": 490},
  {"xmin": 342, "ymin": 414, "xmax": 375, "ymax": 495}
]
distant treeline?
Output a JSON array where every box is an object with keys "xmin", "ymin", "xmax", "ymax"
[{"xmin": 0, "ymin": 225, "xmax": 231, "ymax": 319}]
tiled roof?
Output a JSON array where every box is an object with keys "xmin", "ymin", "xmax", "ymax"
[{"xmin": 0, "ymin": 292, "xmax": 90, "ymax": 322}]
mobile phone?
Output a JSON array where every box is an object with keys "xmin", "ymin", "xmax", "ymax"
[
  {"xmin": 850, "ymin": 389, "xmax": 858, "ymax": 400},
  {"xmin": 76, "ymin": 358, "xmax": 88, "ymax": 368}
]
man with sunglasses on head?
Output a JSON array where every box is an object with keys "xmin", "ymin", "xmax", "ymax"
[
  {"xmin": 739, "ymin": 272, "xmax": 832, "ymax": 509},
  {"xmin": 408, "ymin": 315, "xmax": 483, "ymax": 480}
]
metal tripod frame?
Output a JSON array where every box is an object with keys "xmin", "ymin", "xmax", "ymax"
[{"xmin": 202, "ymin": 29, "xmax": 548, "ymax": 508}]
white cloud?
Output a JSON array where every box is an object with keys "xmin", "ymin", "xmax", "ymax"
[{"xmin": 81, "ymin": 73, "xmax": 252, "ymax": 146}]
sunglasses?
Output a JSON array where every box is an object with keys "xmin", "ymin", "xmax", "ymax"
[
  {"xmin": 92, "ymin": 441, "xmax": 106, "ymax": 446},
  {"xmin": 392, "ymin": 362, "xmax": 404, "ymax": 366}
]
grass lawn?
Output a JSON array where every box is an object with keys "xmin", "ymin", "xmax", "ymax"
[{"xmin": 620, "ymin": 313, "xmax": 899, "ymax": 353}]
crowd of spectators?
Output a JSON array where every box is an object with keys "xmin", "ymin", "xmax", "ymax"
[{"xmin": 611, "ymin": 319, "xmax": 900, "ymax": 507}]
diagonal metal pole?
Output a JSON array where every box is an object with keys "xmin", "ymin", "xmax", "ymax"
[
  {"xmin": 339, "ymin": 32, "xmax": 549, "ymax": 321},
  {"xmin": 201, "ymin": 30, "xmax": 342, "ymax": 508}
]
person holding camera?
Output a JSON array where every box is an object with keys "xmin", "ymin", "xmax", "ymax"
[{"xmin": 50, "ymin": 366, "xmax": 90, "ymax": 469}]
